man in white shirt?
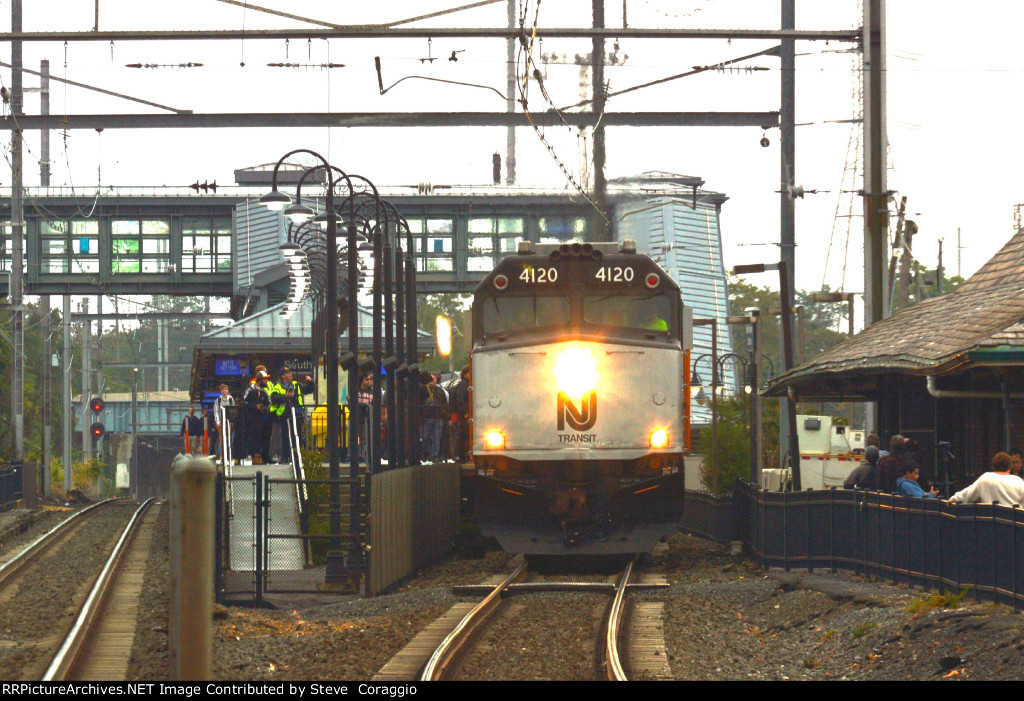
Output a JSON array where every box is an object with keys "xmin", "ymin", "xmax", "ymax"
[{"xmin": 949, "ymin": 452, "xmax": 1024, "ymax": 506}]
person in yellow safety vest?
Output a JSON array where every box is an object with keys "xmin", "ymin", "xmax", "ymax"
[{"xmin": 275, "ymin": 367, "xmax": 312, "ymax": 464}]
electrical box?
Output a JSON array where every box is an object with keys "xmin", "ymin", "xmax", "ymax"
[
  {"xmin": 797, "ymin": 414, "xmax": 833, "ymax": 454},
  {"xmin": 116, "ymin": 463, "xmax": 130, "ymax": 489},
  {"xmin": 762, "ymin": 468, "xmax": 787, "ymax": 491}
]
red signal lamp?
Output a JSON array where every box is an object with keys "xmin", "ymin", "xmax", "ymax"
[
  {"xmin": 89, "ymin": 397, "xmax": 106, "ymax": 413},
  {"xmin": 90, "ymin": 422, "xmax": 105, "ymax": 438}
]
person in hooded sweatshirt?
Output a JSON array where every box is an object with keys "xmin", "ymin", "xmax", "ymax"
[{"xmin": 844, "ymin": 445, "xmax": 880, "ymax": 490}]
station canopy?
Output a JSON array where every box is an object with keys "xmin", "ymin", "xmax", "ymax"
[{"xmin": 190, "ymin": 298, "xmax": 436, "ymax": 399}]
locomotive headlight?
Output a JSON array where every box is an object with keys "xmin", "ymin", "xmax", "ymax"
[
  {"xmin": 553, "ymin": 344, "xmax": 598, "ymax": 398},
  {"xmin": 649, "ymin": 428, "xmax": 669, "ymax": 449},
  {"xmin": 485, "ymin": 431, "xmax": 506, "ymax": 449}
]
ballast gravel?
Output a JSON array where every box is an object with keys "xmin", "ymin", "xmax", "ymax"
[
  {"xmin": 0, "ymin": 501, "xmax": 137, "ymax": 680},
  {"xmin": 119, "ymin": 513, "xmax": 1024, "ymax": 681}
]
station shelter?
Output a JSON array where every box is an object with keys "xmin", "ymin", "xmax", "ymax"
[{"xmin": 765, "ymin": 229, "xmax": 1024, "ymax": 492}]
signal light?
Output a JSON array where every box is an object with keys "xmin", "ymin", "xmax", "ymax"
[
  {"xmin": 89, "ymin": 397, "xmax": 105, "ymax": 413},
  {"xmin": 90, "ymin": 422, "xmax": 105, "ymax": 438}
]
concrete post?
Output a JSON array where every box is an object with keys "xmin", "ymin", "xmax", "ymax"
[
  {"xmin": 21, "ymin": 461, "xmax": 36, "ymax": 509},
  {"xmin": 170, "ymin": 455, "xmax": 215, "ymax": 680}
]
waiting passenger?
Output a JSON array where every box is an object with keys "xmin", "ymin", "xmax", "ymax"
[
  {"xmin": 865, "ymin": 433, "xmax": 889, "ymax": 458},
  {"xmin": 896, "ymin": 465, "xmax": 938, "ymax": 499},
  {"xmin": 876, "ymin": 434, "xmax": 912, "ymax": 493},
  {"xmin": 843, "ymin": 445, "xmax": 880, "ymax": 490},
  {"xmin": 948, "ymin": 452, "xmax": 1024, "ymax": 505}
]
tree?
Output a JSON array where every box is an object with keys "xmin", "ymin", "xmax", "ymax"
[
  {"xmin": 417, "ymin": 293, "xmax": 472, "ymax": 376},
  {"xmin": 699, "ymin": 395, "xmax": 780, "ymax": 494}
]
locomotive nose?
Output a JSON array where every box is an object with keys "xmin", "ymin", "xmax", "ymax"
[{"xmin": 552, "ymin": 344, "xmax": 598, "ymax": 398}]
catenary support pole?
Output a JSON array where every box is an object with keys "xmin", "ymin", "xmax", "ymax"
[
  {"xmin": 505, "ymin": 0, "xmax": 516, "ymax": 184},
  {"xmin": 778, "ymin": 0, "xmax": 795, "ymax": 471},
  {"xmin": 40, "ymin": 59, "xmax": 51, "ymax": 495},
  {"xmin": 63, "ymin": 294, "xmax": 72, "ymax": 494},
  {"xmin": 10, "ymin": 0, "xmax": 25, "ymax": 461},
  {"xmin": 591, "ymin": 0, "xmax": 608, "ymax": 241}
]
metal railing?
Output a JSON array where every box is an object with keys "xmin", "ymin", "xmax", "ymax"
[{"xmin": 682, "ymin": 483, "xmax": 1024, "ymax": 610}]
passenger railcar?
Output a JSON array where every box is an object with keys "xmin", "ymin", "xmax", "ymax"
[{"xmin": 465, "ymin": 240, "xmax": 692, "ymax": 555}]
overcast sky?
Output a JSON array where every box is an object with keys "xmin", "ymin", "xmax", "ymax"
[{"xmin": 6, "ymin": 1, "xmax": 1022, "ymax": 311}]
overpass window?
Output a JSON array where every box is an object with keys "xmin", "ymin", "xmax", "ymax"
[
  {"xmin": 0, "ymin": 223, "xmax": 22, "ymax": 273},
  {"xmin": 538, "ymin": 216, "xmax": 586, "ymax": 244},
  {"xmin": 468, "ymin": 216, "xmax": 523, "ymax": 271},
  {"xmin": 413, "ymin": 217, "xmax": 454, "ymax": 272},
  {"xmin": 70, "ymin": 220, "xmax": 99, "ymax": 274},
  {"xmin": 182, "ymin": 216, "xmax": 232, "ymax": 273},
  {"xmin": 113, "ymin": 219, "xmax": 171, "ymax": 274}
]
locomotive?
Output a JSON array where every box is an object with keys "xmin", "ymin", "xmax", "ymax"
[{"xmin": 465, "ymin": 240, "xmax": 692, "ymax": 555}]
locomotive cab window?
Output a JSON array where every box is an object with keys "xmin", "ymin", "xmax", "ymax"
[
  {"xmin": 482, "ymin": 294, "xmax": 570, "ymax": 337},
  {"xmin": 583, "ymin": 293, "xmax": 674, "ymax": 336}
]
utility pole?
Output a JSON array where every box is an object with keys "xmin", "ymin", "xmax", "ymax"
[
  {"xmin": 937, "ymin": 238, "xmax": 944, "ymax": 295},
  {"xmin": 40, "ymin": 59, "xmax": 51, "ymax": 495},
  {"xmin": 63, "ymin": 293, "xmax": 72, "ymax": 494},
  {"xmin": 10, "ymin": 0, "xmax": 25, "ymax": 461},
  {"xmin": 863, "ymin": 0, "xmax": 888, "ymax": 326},
  {"xmin": 96, "ymin": 294, "xmax": 103, "ymax": 456},
  {"xmin": 505, "ymin": 0, "xmax": 516, "ymax": 184},
  {"xmin": 957, "ymin": 227, "xmax": 962, "ymax": 278},
  {"xmin": 81, "ymin": 298, "xmax": 91, "ymax": 456},
  {"xmin": 887, "ymin": 195, "xmax": 907, "ymax": 312},
  {"xmin": 779, "ymin": 0, "xmax": 796, "ymax": 470},
  {"xmin": 896, "ymin": 220, "xmax": 916, "ymax": 311},
  {"xmin": 862, "ymin": 0, "xmax": 887, "ymax": 437},
  {"xmin": 591, "ymin": 0, "xmax": 608, "ymax": 241}
]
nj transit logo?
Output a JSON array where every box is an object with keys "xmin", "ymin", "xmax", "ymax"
[{"xmin": 557, "ymin": 391, "xmax": 598, "ymax": 431}]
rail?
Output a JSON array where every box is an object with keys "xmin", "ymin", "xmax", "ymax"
[
  {"xmin": 43, "ymin": 498, "xmax": 157, "ymax": 681},
  {"xmin": 420, "ymin": 562, "xmax": 529, "ymax": 681},
  {"xmin": 604, "ymin": 559, "xmax": 636, "ymax": 681}
]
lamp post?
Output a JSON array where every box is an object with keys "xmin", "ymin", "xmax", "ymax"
[
  {"xmin": 260, "ymin": 149, "xmax": 357, "ymax": 583},
  {"xmin": 726, "ymin": 312, "xmax": 761, "ymax": 484},
  {"xmin": 691, "ymin": 317, "xmax": 718, "ymax": 492},
  {"xmin": 733, "ymin": 262, "xmax": 802, "ymax": 490}
]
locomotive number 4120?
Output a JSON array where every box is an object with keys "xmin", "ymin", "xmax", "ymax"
[
  {"xmin": 519, "ymin": 267, "xmax": 558, "ymax": 283},
  {"xmin": 594, "ymin": 266, "xmax": 635, "ymax": 282}
]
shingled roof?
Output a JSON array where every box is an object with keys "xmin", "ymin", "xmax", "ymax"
[{"xmin": 766, "ymin": 228, "xmax": 1024, "ymax": 395}]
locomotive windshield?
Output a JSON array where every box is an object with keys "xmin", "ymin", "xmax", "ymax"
[
  {"xmin": 481, "ymin": 294, "xmax": 571, "ymax": 336},
  {"xmin": 583, "ymin": 293, "xmax": 672, "ymax": 332}
]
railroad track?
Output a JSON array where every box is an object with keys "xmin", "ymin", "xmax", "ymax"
[
  {"xmin": 410, "ymin": 558, "xmax": 665, "ymax": 681},
  {"xmin": 0, "ymin": 499, "xmax": 118, "ymax": 593},
  {"xmin": 44, "ymin": 498, "xmax": 159, "ymax": 681}
]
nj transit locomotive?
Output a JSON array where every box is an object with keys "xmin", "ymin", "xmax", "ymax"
[{"xmin": 465, "ymin": 240, "xmax": 692, "ymax": 555}]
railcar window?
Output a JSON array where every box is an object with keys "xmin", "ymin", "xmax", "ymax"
[
  {"xmin": 482, "ymin": 295, "xmax": 570, "ymax": 336},
  {"xmin": 583, "ymin": 294, "xmax": 673, "ymax": 332}
]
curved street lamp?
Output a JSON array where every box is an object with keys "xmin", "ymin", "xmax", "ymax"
[{"xmin": 260, "ymin": 149, "xmax": 364, "ymax": 584}]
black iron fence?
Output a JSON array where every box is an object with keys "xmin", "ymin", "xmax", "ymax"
[
  {"xmin": 0, "ymin": 462, "xmax": 23, "ymax": 512},
  {"xmin": 681, "ymin": 483, "xmax": 1024, "ymax": 610},
  {"xmin": 215, "ymin": 468, "xmax": 365, "ymax": 604}
]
